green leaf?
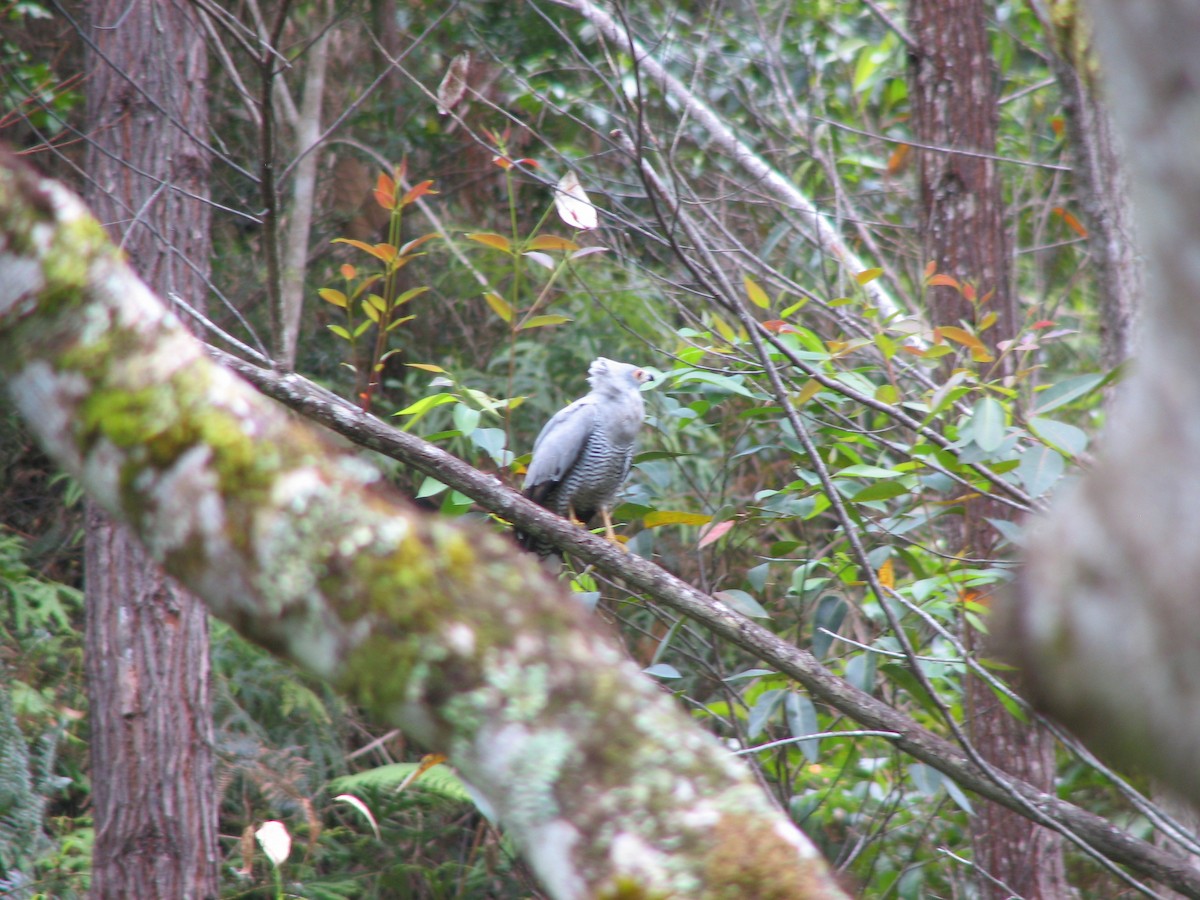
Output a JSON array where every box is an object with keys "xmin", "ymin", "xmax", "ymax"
[
  {"xmin": 1029, "ymin": 416, "xmax": 1088, "ymax": 456},
  {"xmin": 643, "ymin": 663, "xmax": 682, "ymax": 679},
  {"xmin": 743, "ymin": 273, "xmax": 770, "ymax": 308},
  {"xmin": 836, "ymin": 464, "xmax": 903, "ymax": 479},
  {"xmin": 415, "ymin": 476, "xmax": 448, "ymax": 499},
  {"xmin": 452, "ymin": 404, "xmax": 480, "ymax": 435},
  {"xmin": 812, "ymin": 594, "xmax": 847, "ymax": 658},
  {"xmin": 1017, "ymin": 445, "xmax": 1064, "ymax": 498},
  {"xmin": 318, "ymin": 287, "xmax": 347, "ymax": 308},
  {"xmin": 518, "ymin": 314, "xmax": 572, "ymax": 330},
  {"xmin": 470, "ymin": 428, "xmax": 511, "ymax": 466},
  {"xmin": 672, "ymin": 370, "xmax": 758, "ymax": 399},
  {"xmin": 971, "ymin": 396, "xmax": 1006, "ymax": 452},
  {"xmin": 724, "ymin": 668, "xmax": 775, "ymax": 682},
  {"xmin": 1031, "ymin": 373, "xmax": 1104, "ymax": 415},
  {"xmin": 845, "ymin": 651, "xmax": 877, "ymax": 693},
  {"xmin": 394, "ymin": 392, "xmax": 458, "ymax": 420},
  {"xmin": 483, "ymin": 292, "xmax": 513, "ymax": 323},
  {"xmin": 386, "ymin": 314, "xmax": 416, "ymax": 332},
  {"xmin": 880, "ymin": 663, "xmax": 940, "ymax": 716},
  {"xmin": 713, "ymin": 589, "xmax": 770, "ymax": 619},
  {"xmin": 748, "ymin": 689, "xmax": 786, "ymax": 739},
  {"xmin": 644, "ymin": 510, "xmax": 714, "ymax": 528},
  {"xmin": 395, "ymin": 285, "xmax": 431, "ymax": 305},
  {"xmin": 851, "ymin": 481, "xmax": 911, "ymax": 502},
  {"xmin": 326, "ymin": 324, "xmax": 352, "ymax": 340},
  {"xmin": 330, "ymin": 763, "xmax": 472, "ymax": 805},
  {"xmin": 785, "ymin": 693, "xmax": 821, "ymax": 763}
]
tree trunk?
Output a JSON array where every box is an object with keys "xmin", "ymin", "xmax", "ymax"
[
  {"xmin": 908, "ymin": 1, "xmax": 1069, "ymax": 896},
  {"xmin": 83, "ymin": 1, "xmax": 218, "ymax": 896},
  {"xmin": 84, "ymin": 511, "xmax": 218, "ymax": 899},
  {"xmin": 1038, "ymin": 0, "xmax": 1141, "ymax": 372}
]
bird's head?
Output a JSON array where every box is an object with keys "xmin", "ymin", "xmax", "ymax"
[{"xmin": 589, "ymin": 357, "xmax": 654, "ymax": 394}]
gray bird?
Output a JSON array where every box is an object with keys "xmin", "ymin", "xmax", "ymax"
[{"xmin": 517, "ymin": 357, "xmax": 653, "ymax": 555}]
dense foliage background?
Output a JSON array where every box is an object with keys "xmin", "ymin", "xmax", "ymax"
[{"xmin": 1, "ymin": 1, "xmax": 1161, "ymax": 896}]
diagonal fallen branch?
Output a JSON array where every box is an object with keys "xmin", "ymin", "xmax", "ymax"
[{"xmin": 213, "ymin": 349, "xmax": 1200, "ymax": 896}]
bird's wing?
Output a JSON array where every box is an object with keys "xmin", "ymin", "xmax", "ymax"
[{"xmin": 523, "ymin": 396, "xmax": 597, "ymax": 489}]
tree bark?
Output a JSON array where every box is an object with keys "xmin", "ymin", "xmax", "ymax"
[
  {"xmin": 82, "ymin": 1, "xmax": 218, "ymax": 896},
  {"xmin": 1038, "ymin": 0, "xmax": 1141, "ymax": 372},
  {"xmin": 908, "ymin": 1, "xmax": 1068, "ymax": 896}
]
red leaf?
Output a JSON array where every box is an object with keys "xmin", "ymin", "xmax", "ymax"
[
  {"xmin": 761, "ymin": 319, "xmax": 798, "ymax": 334},
  {"xmin": 698, "ymin": 520, "xmax": 734, "ymax": 549}
]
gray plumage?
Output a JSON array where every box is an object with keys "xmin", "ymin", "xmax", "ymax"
[{"xmin": 517, "ymin": 358, "xmax": 653, "ymax": 555}]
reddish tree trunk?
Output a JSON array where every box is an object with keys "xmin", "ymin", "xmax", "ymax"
[
  {"xmin": 83, "ymin": 1, "xmax": 218, "ymax": 896},
  {"xmin": 909, "ymin": 1, "xmax": 1068, "ymax": 897}
]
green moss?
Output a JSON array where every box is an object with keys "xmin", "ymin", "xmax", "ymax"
[
  {"xmin": 702, "ymin": 813, "xmax": 829, "ymax": 900},
  {"xmin": 336, "ymin": 630, "xmax": 421, "ymax": 713},
  {"xmin": 38, "ymin": 211, "xmax": 118, "ymax": 318},
  {"xmin": 596, "ymin": 878, "xmax": 670, "ymax": 900}
]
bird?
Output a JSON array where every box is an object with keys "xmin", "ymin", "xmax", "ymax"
[{"xmin": 516, "ymin": 357, "xmax": 654, "ymax": 556}]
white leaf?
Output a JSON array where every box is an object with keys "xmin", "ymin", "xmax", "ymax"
[
  {"xmin": 255, "ymin": 820, "xmax": 292, "ymax": 867},
  {"xmin": 437, "ymin": 53, "xmax": 471, "ymax": 115},
  {"xmin": 554, "ymin": 170, "xmax": 598, "ymax": 231},
  {"xmin": 334, "ymin": 793, "xmax": 382, "ymax": 840}
]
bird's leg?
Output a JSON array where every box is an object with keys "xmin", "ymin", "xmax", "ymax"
[
  {"xmin": 567, "ymin": 505, "xmax": 585, "ymax": 527},
  {"xmin": 600, "ymin": 506, "xmax": 621, "ymax": 545}
]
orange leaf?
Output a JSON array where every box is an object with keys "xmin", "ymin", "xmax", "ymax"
[
  {"xmin": 374, "ymin": 172, "xmax": 396, "ymax": 210},
  {"xmin": 886, "ymin": 142, "xmax": 911, "ymax": 176},
  {"xmin": 698, "ymin": 520, "xmax": 734, "ymax": 549},
  {"xmin": 332, "ymin": 238, "xmax": 399, "ymax": 264},
  {"xmin": 526, "ymin": 234, "xmax": 580, "ymax": 252},
  {"xmin": 339, "ymin": 263, "xmax": 356, "ymax": 280},
  {"xmin": 962, "ymin": 283, "xmax": 977, "ymax": 303},
  {"xmin": 927, "ymin": 274, "xmax": 960, "ymax": 289},
  {"xmin": 923, "ymin": 260, "xmax": 937, "ymax": 279},
  {"xmin": 466, "ymin": 232, "xmax": 512, "ymax": 253},
  {"xmin": 402, "ymin": 180, "xmax": 438, "ymax": 206},
  {"xmin": 1052, "ymin": 206, "xmax": 1088, "ymax": 238},
  {"xmin": 878, "ymin": 558, "xmax": 895, "ymax": 590},
  {"xmin": 937, "ymin": 325, "xmax": 987, "ymax": 354}
]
